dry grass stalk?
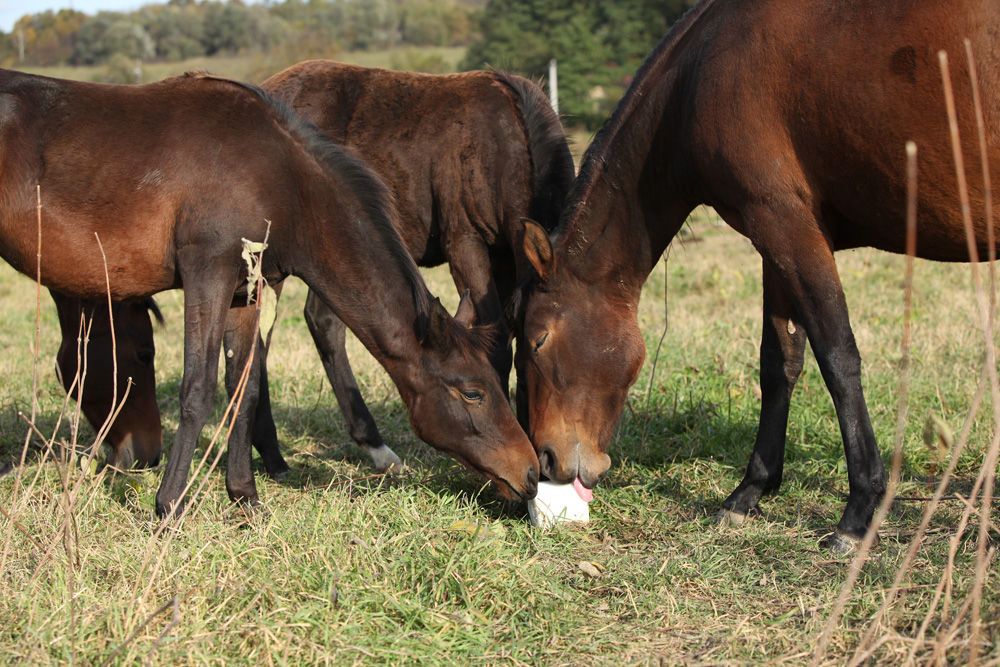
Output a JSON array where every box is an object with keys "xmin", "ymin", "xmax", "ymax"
[{"xmin": 813, "ymin": 47, "xmax": 1000, "ymax": 667}]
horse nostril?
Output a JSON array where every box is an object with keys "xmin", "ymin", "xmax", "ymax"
[
  {"xmin": 538, "ymin": 446, "xmax": 556, "ymax": 479},
  {"xmin": 524, "ymin": 464, "xmax": 539, "ymax": 498}
]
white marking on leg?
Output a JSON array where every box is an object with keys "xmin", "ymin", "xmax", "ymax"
[{"xmin": 369, "ymin": 445, "xmax": 402, "ymax": 473}]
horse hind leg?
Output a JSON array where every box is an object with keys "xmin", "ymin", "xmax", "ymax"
[
  {"xmin": 239, "ymin": 278, "xmax": 291, "ymax": 480},
  {"xmin": 250, "ymin": 357, "xmax": 291, "ymax": 479},
  {"xmin": 718, "ymin": 262, "xmax": 806, "ymax": 526},
  {"xmin": 222, "ymin": 297, "xmax": 269, "ymax": 506},
  {"xmin": 303, "ymin": 289, "xmax": 401, "ymax": 472}
]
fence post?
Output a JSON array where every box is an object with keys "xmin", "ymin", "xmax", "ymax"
[{"xmin": 548, "ymin": 59, "xmax": 559, "ymax": 114}]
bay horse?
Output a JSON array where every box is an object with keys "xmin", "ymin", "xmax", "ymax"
[
  {"xmin": 51, "ymin": 290, "xmax": 163, "ymax": 469},
  {"xmin": 515, "ymin": 0, "xmax": 1000, "ymax": 552},
  {"xmin": 252, "ymin": 61, "xmax": 574, "ymax": 470},
  {"xmin": 0, "ymin": 69, "xmax": 538, "ymax": 517}
]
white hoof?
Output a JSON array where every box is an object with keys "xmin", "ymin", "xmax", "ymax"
[
  {"xmin": 369, "ymin": 445, "xmax": 402, "ymax": 473},
  {"xmin": 714, "ymin": 508, "xmax": 748, "ymax": 527}
]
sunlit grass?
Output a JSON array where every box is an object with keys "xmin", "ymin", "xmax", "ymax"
[{"xmin": 0, "ymin": 207, "xmax": 996, "ymax": 664}]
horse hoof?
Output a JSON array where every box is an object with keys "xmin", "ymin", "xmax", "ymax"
[
  {"xmin": 714, "ymin": 508, "xmax": 748, "ymax": 527},
  {"xmin": 820, "ymin": 531, "xmax": 861, "ymax": 555},
  {"xmin": 369, "ymin": 444, "xmax": 403, "ymax": 473},
  {"xmin": 0, "ymin": 461, "xmax": 14, "ymax": 478},
  {"xmin": 155, "ymin": 499, "xmax": 185, "ymax": 521},
  {"xmin": 269, "ymin": 468, "xmax": 290, "ymax": 482}
]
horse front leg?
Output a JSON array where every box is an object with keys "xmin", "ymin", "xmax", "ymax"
[
  {"xmin": 154, "ymin": 275, "xmax": 236, "ymax": 519},
  {"xmin": 446, "ymin": 234, "xmax": 512, "ymax": 387},
  {"xmin": 303, "ymin": 289, "xmax": 401, "ymax": 472},
  {"xmin": 738, "ymin": 202, "xmax": 886, "ymax": 552},
  {"xmin": 718, "ymin": 261, "xmax": 806, "ymax": 524}
]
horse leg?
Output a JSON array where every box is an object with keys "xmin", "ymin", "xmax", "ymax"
[
  {"xmin": 250, "ymin": 355, "xmax": 290, "ymax": 479},
  {"xmin": 718, "ymin": 262, "xmax": 806, "ymax": 524},
  {"xmin": 154, "ymin": 274, "xmax": 237, "ymax": 519},
  {"xmin": 494, "ymin": 258, "xmax": 528, "ymax": 429},
  {"xmin": 221, "ymin": 298, "xmax": 267, "ymax": 506},
  {"xmin": 738, "ymin": 203, "xmax": 886, "ymax": 552},
  {"xmin": 237, "ymin": 280, "xmax": 290, "ymax": 480},
  {"xmin": 303, "ymin": 289, "xmax": 401, "ymax": 472},
  {"xmin": 447, "ymin": 235, "xmax": 513, "ymax": 387}
]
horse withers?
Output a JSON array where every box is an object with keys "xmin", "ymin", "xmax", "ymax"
[
  {"xmin": 51, "ymin": 290, "xmax": 163, "ymax": 469},
  {"xmin": 256, "ymin": 61, "xmax": 575, "ymax": 470},
  {"xmin": 0, "ymin": 69, "xmax": 538, "ymax": 517},
  {"xmin": 515, "ymin": 0, "xmax": 1000, "ymax": 551}
]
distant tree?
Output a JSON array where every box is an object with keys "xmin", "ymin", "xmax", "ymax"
[
  {"xmin": 75, "ymin": 14, "xmax": 118, "ymax": 64},
  {"xmin": 400, "ymin": 1, "xmax": 476, "ymax": 47},
  {"xmin": 6, "ymin": 9, "xmax": 87, "ymax": 66},
  {"xmin": 342, "ymin": 0, "xmax": 400, "ymax": 50},
  {"xmin": 93, "ymin": 52, "xmax": 142, "ymax": 83},
  {"xmin": 463, "ymin": 0, "xmax": 696, "ymax": 127},
  {"xmin": 104, "ymin": 21, "xmax": 156, "ymax": 60},
  {"xmin": 141, "ymin": 5, "xmax": 207, "ymax": 61},
  {"xmin": 202, "ymin": 2, "xmax": 253, "ymax": 55},
  {"xmin": 0, "ymin": 0, "xmax": 491, "ymax": 68}
]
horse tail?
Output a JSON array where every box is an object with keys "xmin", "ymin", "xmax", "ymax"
[{"xmin": 491, "ymin": 70, "xmax": 576, "ymax": 233}]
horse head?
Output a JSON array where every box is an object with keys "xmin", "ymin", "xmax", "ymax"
[
  {"xmin": 54, "ymin": 294, "xmax": 163, "ymax": 469},
  {"xmin": 406, "ymin": 291, "xmax": 539, "ymax": 501},
  {"xmin": 517, "ymin": 221, "xmax": 646, "ymax": 490}
]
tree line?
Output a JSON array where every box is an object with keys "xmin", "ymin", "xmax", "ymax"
[
  {"xmin": 4, "ymin": 0, "xmax": 480, "ymax": 66},
  {"xmin": 3, "ymin": 0, "xmax": 695, "ymax": 128}
]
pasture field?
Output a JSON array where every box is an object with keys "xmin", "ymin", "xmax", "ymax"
[
  {"xmin": 0, "ymin": 206, "xmax": 997, "ymax": 666},
  {"xmin": 15, "ymin": 45, "xmax": 469, "ymax": 86}
]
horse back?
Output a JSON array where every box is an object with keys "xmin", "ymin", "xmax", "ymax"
[
  {"xmin": 0, "ymin": 70, "xmax": 314, "ymax": 299},
  {"xmin": 264, "ymin": 62, "xmax": 572, "ymax": 268},
  {"xmin": 677, "ymin": 0, "xmax": 1000, "ymax": 259}
]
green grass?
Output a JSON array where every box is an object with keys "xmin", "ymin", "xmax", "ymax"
[{"xmin": 0, "ymin": 222, "xmax": 998, "ymax": 660}]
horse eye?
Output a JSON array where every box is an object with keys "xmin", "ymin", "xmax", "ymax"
[
  {"xmin": 461, "ymin": 389, "xmax": 484, "ymax": 404},
  {"xmin": 533, "ymin": 332, "xmax": 549, "ymax": 354},
  {"xmin": 136, "ymin": 350, "xmax": 155, "ymax": 366}
]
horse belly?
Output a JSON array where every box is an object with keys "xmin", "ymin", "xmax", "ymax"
[{"xmin": 0, "ymin": 204, "xmax": 177, "ymax": 301}]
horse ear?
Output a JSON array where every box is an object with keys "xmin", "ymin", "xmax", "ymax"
[
  {"xmin": 522, "ymin": 218, "xmax": 555, "ymax": 282},
  {"xmin": 423, "ymin": 297, "xmax": 453, "ymax": 353},
  {"xmin": 454, "ymin": 290, "xmax": 475, "ymax": 327}
]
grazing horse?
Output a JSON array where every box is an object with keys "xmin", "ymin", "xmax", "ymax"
[
  {"xmin": 0, "ymin": 69, "xmax": 538, "ymax": 517},
  {"xmin": 51, "ymin": 290, "xmax": 163, "ymax": 469},
  {"xmin": 254, "ymin": 61, "xmax": 574, "ymax": 469},
  {"xmin": 515, "ymin": 0, "xmax": 1000, "ymax": 551}
]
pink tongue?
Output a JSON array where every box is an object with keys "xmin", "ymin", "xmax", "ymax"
[{"xmin": 573, "ymin": 477, "xmax": 594, "ymax": 503}]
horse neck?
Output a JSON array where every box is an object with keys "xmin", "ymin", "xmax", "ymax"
[
  {"xmin": 294, "ymin": 182, "xmax": 430, "ymax": 403},
  {"xmin": 556, "ymin": 0, "xmax": 714, "ymax": 290}
]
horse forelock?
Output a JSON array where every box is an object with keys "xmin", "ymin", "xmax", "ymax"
[
  {"xmin": 184, "ymin": 70, "xmax": 431, "ymax": 329},
  {"xmin": 570, "ymin": 0, "xmax": 716, "ymax": 218},
  {"xmin": 451, "ymin": 320, "xmax": 499, "ymax": 362}
]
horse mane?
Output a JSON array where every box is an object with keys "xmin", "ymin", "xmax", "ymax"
[
  {"xmin": 568, "ymin": 0, "xmax": 716, "ymax": 227},
  {"xmin": 505, "ymin": 0, "xmax": 716, "ymax": 328},
  {"xmin": 182, "ymin": 71, "xmax": 431, "ymax": 334},
  {"xmin": 489, "ymin": 69, "xmax": 576, "ymax": 232}
]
